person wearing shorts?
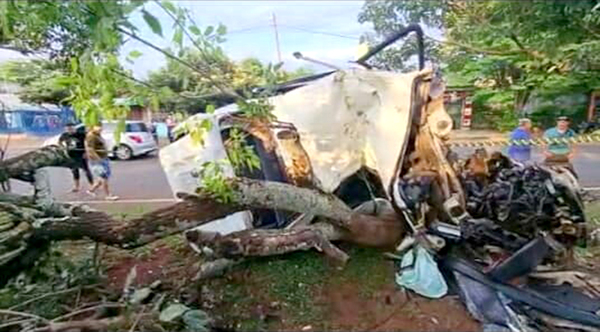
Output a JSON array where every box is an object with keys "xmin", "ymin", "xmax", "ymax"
[
  {"xmin": 543, "ymin": 116, "xmax": 577, "ymax": 176},
  {"xmin": 85, "ymin": 123, "xmax": 119, "ymax": 201},
  {"xmin": 59, "ymin": 122, "xmax": 94, "ymax": 192}
]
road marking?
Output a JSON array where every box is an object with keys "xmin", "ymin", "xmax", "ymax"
[
  {"xmin": 68, "ymin": 198, "xmax": 176, "ymax": 204},
  {"xmin": 584, "ymin": 187, "xmax": 600, "ymax": 191}
]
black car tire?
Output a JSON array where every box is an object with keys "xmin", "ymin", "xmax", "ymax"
[{"xmin": 115, "ymin": 144, "xmax": 133, "ymax": 161}]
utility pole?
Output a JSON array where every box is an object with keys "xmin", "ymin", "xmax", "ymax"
[{"xmin": 271, "ymin": 12, "xmax": 282, "ymax": 63}]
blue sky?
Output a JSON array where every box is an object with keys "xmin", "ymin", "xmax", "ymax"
[
  {"xmin": 0, "ymin": 1, "xmax": 443, "ymax": 79},
  {"xmin": 0, "ymin": 1, "xmax": 371, "ymax": 78},
  {"xmin": 121, "ymin": 1, "xmax": 372, "ymax": 78}
]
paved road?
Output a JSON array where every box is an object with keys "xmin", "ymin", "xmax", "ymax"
[
  {"xmin": 6, "ymin": 143, "xmax": 600, "ymax": 206},
  {"xmin": 9, "ymin": 152, "xmax": 175, "ymax": 203}
]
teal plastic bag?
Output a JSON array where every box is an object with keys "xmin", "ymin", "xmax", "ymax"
[{"xmin": 395, "ymin": 245, "xmax": 448, "ymax": 298}]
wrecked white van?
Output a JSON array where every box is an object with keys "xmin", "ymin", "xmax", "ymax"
[{"xmin": 159, "ymin": 66, "xmax": 457, "ymax": 234}]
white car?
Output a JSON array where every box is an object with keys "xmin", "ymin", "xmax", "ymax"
[{"xmin": 43, "ymin": 121, "xmax": 157, "ymax": 160}]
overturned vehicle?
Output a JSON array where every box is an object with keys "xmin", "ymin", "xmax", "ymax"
[{"xmin": 160, "ymin": 27, "xmax": 596, "ymax": 331}]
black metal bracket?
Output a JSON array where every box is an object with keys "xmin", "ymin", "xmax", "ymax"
[{"xmin": 355, "ymin": 24, "xmax": 425, "ymax": 70}]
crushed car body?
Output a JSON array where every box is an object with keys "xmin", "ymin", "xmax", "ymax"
[{"xmin": 159, "ymin": 25, "xmax": 598, "ymax": 332}]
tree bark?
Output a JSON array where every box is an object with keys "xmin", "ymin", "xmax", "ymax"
[
  {"xmin": 30, "ymin": 179, "xmax": 404, "ymax": 248},
  {"xmin": 588, "ymin": 91, "xmax": 597, "ymax": 122},
  {"xmin": 0, "ymin": 173, "xmax": 405, "ymax": 284},
  {"xmin": 0, "ymin": 145, "xmax": 406, "ymax": 284},
  {"xmin": 0, "ymin": 145, "xmax": 72, "ymax": 183},
  {"xmin": 186, "ymin": 223, "xmax": 350, "ymax": 264}
]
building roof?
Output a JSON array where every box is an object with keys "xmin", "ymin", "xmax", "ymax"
[{"xmin": 0, "ymin": 93, "xmax": 61, "ymax": 112}]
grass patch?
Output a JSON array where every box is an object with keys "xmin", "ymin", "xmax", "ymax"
[
  {"xmin": 101, "ymin": 204, "xmax": 149, "ymax": 219},
  {"xmin": 250, "ymin": 251, "xmax": 329, "ymax": 325},
  {"xmin": 210, "ymin": 246, "xmax": 393, "ymax": 330},
  {"xmin": 586, "ymin": 201, "xmax": 600, "ymax": 225},
  {"xmin": 329, "ymin": 246, "xmax": 391, "ymax": 297}
]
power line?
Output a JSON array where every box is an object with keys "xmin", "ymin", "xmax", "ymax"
[
  {"xmin": 227, "ymin": 25, "xmax": 270, "ymax": 34},
  {"xmin": 272, "ymin": 13, "xmax": 282, "ymax": 63},
  {"xmin": 277, "ymin": 25, "xmax": 360, "ymax": 40}
]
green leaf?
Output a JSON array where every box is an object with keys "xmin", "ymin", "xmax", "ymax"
[
  {"xmin": 173, "ymin": 28, "xmax": 183, "ymax": 47},
  {"xmin": 142, "ymin": 9, "xmax": 163, "ymax": 37},
  {"xmin": 151, "ymin": 95, "xmax": 160, "ymax": 110},
  {"xmin": 70, "ymin": 58, "xmax": 79, "ymax": 72},
  {"xmin": 159, "ymin": 303, "xmax": 190, "ymax": 322},
  {"xmin": 189, "ymin": 25, "xmax": 201, "ymax": 35},
  {"xmin": 182, "ymin": 310, "xmax": 211, "ymax": 332},
  {"xmin": 128, "ymin": 50, "xmax": 143, "ymax": 59},
  {"xmin": 204, "ymin": 25, "xmax": 214, "ymax": 36},
  {"xmin": 205, "ymin": 104, "xmax": 215, "ymax": 114},
  {"xmin": 216, "ymin": 24, "xmax": 227, "ymax": 35},
  {"xmin": 162, "ymin": 0, "xmax": 177, "ymax": 14},
  {"xmin": 273, "ymin": 62, "xmax": 283, "ymax": 71}
]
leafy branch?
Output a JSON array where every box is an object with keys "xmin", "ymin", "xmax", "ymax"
[{"xmin": 116, "ymin": 27, "xmax": 237, "ymax": 100}]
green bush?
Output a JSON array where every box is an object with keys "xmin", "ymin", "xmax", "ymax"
[
  {"xmin": 529, "ymin": 104, "xmax": 587, "ymax": 129},
  {"xmin": 471, "ymin": 89, "xmax": 518, "ymax": 131}
]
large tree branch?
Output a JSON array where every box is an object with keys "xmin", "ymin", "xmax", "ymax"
[
  {"xmin": 29, "ymin": 177, "xmax": 396, "ymax": 247},
  {"xmin": 0, "ymin": 145, "xmax": 72, "ymax": 183},
  {"xmin": 508, "ymin": 33, "xmax": 545, "ymax": 60},
  {"xmin": 186, "ymin": 223, "xmax": 350, "ymax": 264},
  {"xmin": 0, "ymin": 145, "xmax": 405, "ymax": 282},
  {"xmin": 30, "ymin": 195, "xmax": 237, "ymax": 248},
  {"xmin": 0, "ymin": 145, "xmax": 399, "ymax": 251}
]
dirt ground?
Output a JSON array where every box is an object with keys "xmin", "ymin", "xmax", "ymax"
[
  {"xmin": 101, "ymin": 239, "xmax": 481, "ymax": 332},
  {"xmin": 79, "ymin": 200, "xmax": 600, "ymax": 332}
]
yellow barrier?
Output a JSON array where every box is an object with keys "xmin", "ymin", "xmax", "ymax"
[{"xmin": 447, "ymin": 134, "xmax": 600, "ymax": 148}]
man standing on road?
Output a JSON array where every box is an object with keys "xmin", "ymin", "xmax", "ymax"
[
  {"xmin": 508, "ymin": 118, "xmax": 533, "ymax": 163},
  {"xmin": 543, "ymin": 116, "xmax": 577, "ymax": 172},
  {"xmin": 85, "ymin": 123, "xmax": 119, "ymax": 201},
  {"xmin": 59, "ymin": 122, "xmax": 94, "ymax": 192}
]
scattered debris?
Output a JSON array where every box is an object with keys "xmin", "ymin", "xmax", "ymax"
[
  {"xmin": 182, "ymin": 309, "xmax": 212, "ymax": 332},
  {"xmin": 159, "ymin": 303, "xmax": 191, "ymax": 323},
  {"xmin": 161, "ymin": 52, "xmax": 599, "ymax": 330},
  {"xmin": 395, "ymin": 245, "xmax": 447, "ymax": 299}
]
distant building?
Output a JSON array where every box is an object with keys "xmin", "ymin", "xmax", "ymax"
[
  {"xmin": 0, "ymin": 83, "xmax": 75, "ymax": 135},
  {"xmin": 444, "ymin": 86, "xmax": 474, "ymax": 130},
  {"xmin": 0, "ymin": 82, "xmax": 152, "ymax": 135},
  {"xmin": 113, "ymin": 97, "xmax": 152, "ymax": 123}
]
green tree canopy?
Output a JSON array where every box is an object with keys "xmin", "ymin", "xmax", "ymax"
[
  {"xmin": 147, "ymin": 51, "xmax": 315, "ymax": 114},
  {"xmin": 0, "ymin": 1, "xmax": 241, "ymax": 124},
  {"xmin": 1, "ymin": 1, "xmax": 316, "ymax": 119},
  {"xmin": 358, "ymin": 0, "xmax": 445, "ymax": 71},
  {"xmin": 0, "ymin": 59, "xmax": 70, "ymax": 105},
  {"xmin": 359, "ymin": 0, "xmax": 600, "ymax": 127}
]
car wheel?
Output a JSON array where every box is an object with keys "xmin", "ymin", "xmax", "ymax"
[{"xmin": 115, "ymin": 144, "xmax": 133, "ymax": 160}]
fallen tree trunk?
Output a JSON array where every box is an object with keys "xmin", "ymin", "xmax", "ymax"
[
  {"xmin": 0, "ymin": 146, "xmax": 405, "ymax": 285},
  {"xmin": 29, "ymin": 177, "xmax": 402, "ymax": 248},
  {"xmin": 0, "ymin": 146, "xmax": 72, "ymax": 183}
]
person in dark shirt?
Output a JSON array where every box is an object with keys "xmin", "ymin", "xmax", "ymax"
[{"xmin": 59, "ymin": 122, "xmax": 93, "ymax": 192}]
